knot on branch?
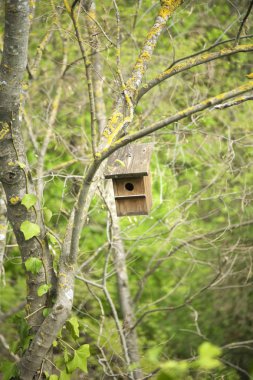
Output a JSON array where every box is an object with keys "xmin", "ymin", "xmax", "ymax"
[{"xmin": 1, "ymin": 167, "xmax": 21, "ymax": 185}]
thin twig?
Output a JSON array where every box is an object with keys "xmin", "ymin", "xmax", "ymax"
[
  {"xmin": 66, "ymin": 0, "xmax": 97, "ymax": 156},
  {"xmin": 212, "ymin": 93, "xmax": 253, "ymax": 109},
  {"xmin": 234, "ymin": 1, "xmax": 253, "ymax": 45}
]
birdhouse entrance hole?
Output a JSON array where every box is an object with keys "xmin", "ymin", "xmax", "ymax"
[
  {"xmin": 125, "ymin": 182, "xmax": 134, "ymax": 191},
  {"xmin": 104, "ymin": 143, "xmax": 153, "ymax": 217}
]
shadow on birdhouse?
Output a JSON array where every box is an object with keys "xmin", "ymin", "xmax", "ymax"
[{"xmin": 105, "ymin": 143, "xmax": 153, "ymax": 217}]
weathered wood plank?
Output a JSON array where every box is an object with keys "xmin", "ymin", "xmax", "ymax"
[{"xmin": 105, "ymin": 143, "xmax": 153, "ymax": 179}]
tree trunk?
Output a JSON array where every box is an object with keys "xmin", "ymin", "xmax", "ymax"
[{"xmin": 106, "ymin": 183, "xmax": 142, "ymax": 379}]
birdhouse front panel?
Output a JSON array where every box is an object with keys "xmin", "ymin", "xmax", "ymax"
[
  {"xmin": 113, "ymin": 177, "xmax": 145, "ymax": 197},
  {"xmin": 112, "ymin": 176, "xmax": 151, "ymax": 216},
  {"xmin": 105, "ymin": 143, "xmax": 153, "ymax": 217}
]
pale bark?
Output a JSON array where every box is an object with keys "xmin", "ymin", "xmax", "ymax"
[
  {"xmin": 106, "ymin": 182, "xmax": 142, "ymax": 379},
  {"xmin": 83, "ymin": 0, "xmax": 107, "ymax": 134}
]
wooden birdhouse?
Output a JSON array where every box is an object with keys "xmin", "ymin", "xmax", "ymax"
[{"xmin": 105, "ymin": 143, "xmax": 153, "ymax": 217}]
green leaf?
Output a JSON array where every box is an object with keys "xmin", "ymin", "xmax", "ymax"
[
  {"xmin": 63, "ymin": 347, "xmax": 69, "ymax": 364},
  {"xmin": 43, "ymin": 308, "xmax": 50, "ymax": 317},
  {"xmin": 21, "ymin": 194, "xmax": 37, "ymax": 210},
  {"xmin": 158, "ymin": 360, "xmax": 189, "ymax": 380},
  {"xmin": 59, "ymin": 371, "xmax": 71, "ymax": 380},
  {"xmin": 25, "ymin": 257, "xmax": 42, "ymax": 275},
  {"xmin": 43, "ymin": 207, "xmax": 53, "ymax": 223},
  {"xmin": 37, "ymin": 283, "xmax": 52, "ymax": 297},
  {"xmin": 198, "ymin": 342, "xmax": 222, "ymax": 358},
  {"xmin": 47, "ymin": 232, "xmax": 58, "ymax": 245},
  {"xmin": 66, "ymin": 316, "xmax": 80, "ymax": 339},
  {"xmin": 66, "ymin": 344, "xmax": 90, "ymax": 373},
  {"xmin": 1, "ymin": 361, "xmax": 18, "ymax": 380},
  {"xmin": 195, "ymin": 342, "xmax": 222, "ymax": 370},
  {"xmin": 52, "ymin": 340, "xmax": 58, "ymax": 347},
  {"xmin": 49, "ymin": 375, "xmax": 59, "ymax": 380},
  {"xmin": 20, "ymin": 221, "xmax": 40, "ymax": 240}
]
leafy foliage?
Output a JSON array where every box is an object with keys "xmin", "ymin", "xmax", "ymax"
[
  {"xmin": 25, "ymin": 257, "xmax": 42, "ymax": 274},
  {"xmin": 20, "ymin": 221, "xmax": 40, "ymax": 240},
  {"xmin": 21, "ymin": 194, "xmax": 37, "ymax": 210},
  {"xmin": 66, "ymin": 344, "xmax": 90, "ymax": 373},
  {"xmin": 1, "ymin": 1, "xmax": 253, "ymax": 379}
]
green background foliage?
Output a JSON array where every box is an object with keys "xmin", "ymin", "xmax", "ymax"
[{"xmin": 1, "ymin": 0, "xmax": 253, "ymax": 379}]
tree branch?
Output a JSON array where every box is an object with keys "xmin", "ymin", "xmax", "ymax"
[
  {"xmin": 234, "ymin": 0, "xmax": 253, "ymax": 46},
  {"xmin": 101, "ymin": 80, "xmax": 253, "ymax": 157},
  {"xmin": 98, "ymin": 0, "xmax": 183, "ymax": 151},
  {"xmin": 137, "ymin": 44, "xmax": 253, "ymax": 100},
  {"xmin": 65, "ymin": 0, "xmax": 97, "ymax": 156},
  {"xmin": 212, "ymin": 93, "xmax": 253, "ymax": 109}
]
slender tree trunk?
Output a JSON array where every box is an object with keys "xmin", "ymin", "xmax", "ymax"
[
  {"xmin": 82, "ymin": 2, "xmax": 142, "ymax": 375},
  {"xmin": 0, "ymin": 2, "xmax": 56, "ymax": 378},
  {"xmin": 0, "ymin": 0, "xmax": 55, "ymax": 331},
  {"xmin": 106, "ymin": 183, "xmax": 142, "ymax": 379}
]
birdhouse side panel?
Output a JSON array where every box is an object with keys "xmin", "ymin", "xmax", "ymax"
[{"xmin": 144, "ymin": 175, "xmax": 152, "ymax": 211}]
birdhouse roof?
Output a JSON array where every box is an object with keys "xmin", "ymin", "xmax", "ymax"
[{"xmin": 104, "ymin": 143, "xmax": 153, "ymax": 179}]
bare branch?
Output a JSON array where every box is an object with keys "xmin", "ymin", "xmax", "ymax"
[
  {"xmin": 234, "ymin": 0, "xmax": 253, "ymax": 46},
  {"xmin": 134, "ymin": 219, "xmax": 253, "ymax": 304},
  {"xmin": 131, "ymin": 273, "xmax": 220, "ymax": 330},
  {"xmin": 65, "ymin": 0, "xmax": 97, "ymax": 155},
  {"xmin": 98, "ymin": 0, "xmax": 183, "ymax": 151},
  {"xmin": 137, "ymin": 44, "xmax": 253, "ymax": 100},
  {"xmin": 212, "ymin": 93, "xmax": 253, "ymax": 109},
  {"xmin": 101, "ymin": 80, "xmax": 253, "ymax": 157},
  {"xmin": 0, "ymin": 334, "xmax": 20, "ymax": 362}
]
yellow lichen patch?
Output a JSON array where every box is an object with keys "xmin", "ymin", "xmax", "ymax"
[
  {"xmin": 147, "ymin": 25, "xmax": 163, "ymax": 40},
  {"xmin": 0, "ymin": 224, "xmax": 7, "ymax": 231},
  {"xmin": 95, "ymin": 152, "xmax": 102, "ymax": 159},
  {"xmin": 0, "ymin": 122, "xmax": 10, "ymax": 140},
  {"xmin": 87, "ymin": 10, "xmax": 96, "ymax": 19},
  {"xmin": 159, "ymin": 0, "xmax": 183, "ymax": 18},
  {"xmin": 63, "ymin": 0, "xmax": 71, "ymax": 14},
  {"xmin": 103, "ymin": 112, "xmax": 123, "ymax": 138},
  {"xmin": 9, "ymin": 196, "xmax": 21, "ymax": 205}
]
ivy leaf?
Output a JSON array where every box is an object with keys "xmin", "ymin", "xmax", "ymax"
[
  {"xmin": 25, "ymin": 257, "xmax": 42, "ymax": 275},
  {"xmin": 20, "ymin": 221, "xmax": 40, "ymax": 240},
  {"xmin": 47, "ymin": 232, "xmax": 58, "ymax": 246},
  {"xmin": 66, "ymin": 316, "xmax": 80, "ymax": 339},
  {"xmin": 63, "ymin": 347, "xmax": 69, "ymax": 364},
  {"xmin": 66, "ymin": 344, "xmax": 90, "ymax": 373},
  {"xmin": 43, "ymin": 308, "xmax": 50, "ymax": 317},
  {"xmin": 59, "ymin": 371, "xmax": 71, "ymax": 380},
  {"xmin": 43, "ymin": 207, "xmax": 53, "ymax": 223},
  {"xmin": 21, "ymin": 194, "xmax": 37, "ymax": 210},
  {"xmin": 37, "ymin": 283, "xmax": 52, "ymax": 297},
  {"xmin": 49, "ymin": 375, "xmax": 59, "ymax": 380},
  {"xmin": 2, "ymin": 361, "xmax": 18, "ymax": 380}
]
